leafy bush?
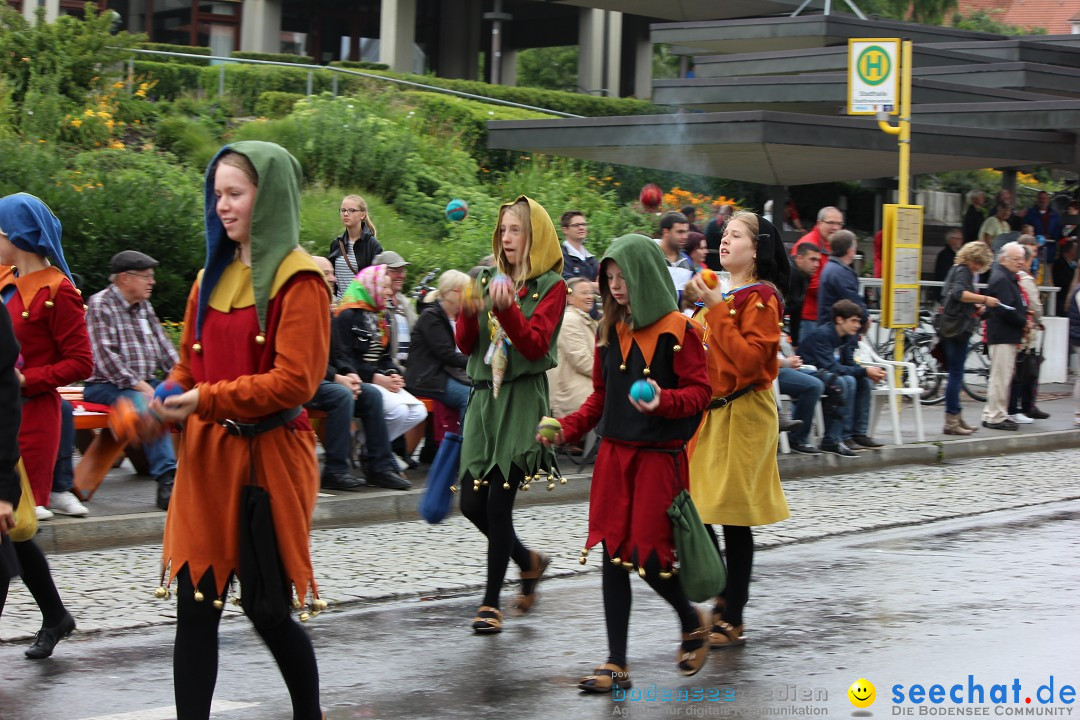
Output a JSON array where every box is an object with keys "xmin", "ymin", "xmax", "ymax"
[
  {"xmin": 138, "ymin": 42, "xmax": 211, "ymax": 65},
  {"xmin": 328, "ymin": 60, "xmax": 391, "ymax": 71},
  {"xmin": 232, "ymin": 51, "xmax": 315, "ymax": 65},
  {"xmin": 133, "ymin": 61, "xmax": 206, "ymax": 100},
  {"xmin": 397, "ymin": 90, "xmax": 550, "ymax": 158},
  {"xmin": 254, "ymin": 91, "xmax": 305, "ymax": 118},
  {"xmin": 201, "ymin": 65, "xmax": 335, "ymax": 113},
  {"xmin": 153, "ymin": 115, "xmax": 220, "ymax": 169}
]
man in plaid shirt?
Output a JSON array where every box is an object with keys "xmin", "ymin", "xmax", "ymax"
[{"xmin": 84, "ymin": 251, "xmax": 179, "ymax": 511}]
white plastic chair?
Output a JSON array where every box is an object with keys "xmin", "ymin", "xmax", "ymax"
[
  {"xmin": 856, "ymin": 339, "xmax": 926, "ymax": 445},
  {"xmin": 772, "ymin": 378, "xmax": 791, "ymax": 454}
]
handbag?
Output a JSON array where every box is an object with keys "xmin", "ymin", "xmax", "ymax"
[
  {"xmin": 667, "ymin": 489, "xmax": 726, "ymax": 602},
  {"xmin": 419, "ymin": 432, "xmax": 462, "ymax": 524},
  {"xmin": 934, "ymin": 266, "xmax": 977, "ymax": 339},
  {"xmin": 10, "ymin": 459, "xmax": 38, "ymax": 542},
  {"xmin": 1014, "ymin": 348, "xmax": 1042, "ymax": 385}
]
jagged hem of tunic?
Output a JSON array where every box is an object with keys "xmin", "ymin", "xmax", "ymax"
[
  {"xmin": 458, "ymin": 443, "xmax": 562, "ymax": 487},
  {"xmin": 161, "ymin": 558, "xmax": 321, "ymax": 610},
  {"xmin": 583, "ymin": 532, "xmax": 678, "ymax": 575}
]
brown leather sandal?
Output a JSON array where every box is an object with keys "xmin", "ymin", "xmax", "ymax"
[
  {"xmin": 709, "ymin": 620, "xmax": 746, "ymax": 649},
  {"xmin": 513, "ymin": 551, "xmax": 551, "ymax": 615},
  {"xmin": 578, "ymin": 662, "xmax": 632, "ymax": 693},
  {"xmin": 471, "ymin": 606, "xmax": 503, "ymax": 634},
  {"xmin": 678, "ymin": 608, "xmax": 711, "ymax": 676}
]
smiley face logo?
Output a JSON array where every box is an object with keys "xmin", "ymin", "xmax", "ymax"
[{"xmin": 848, "ymin": 678, "xmax": 876, "ymax": 708}]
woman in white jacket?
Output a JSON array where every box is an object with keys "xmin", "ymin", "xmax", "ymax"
[{"xmin": 548, "ymin": 277, "xmax": 597, "ymax": 418}]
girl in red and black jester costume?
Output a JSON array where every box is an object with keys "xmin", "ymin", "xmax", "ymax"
[{"xmin": 539, "ymin": 233, "xmax": 712, "ymax": 693}]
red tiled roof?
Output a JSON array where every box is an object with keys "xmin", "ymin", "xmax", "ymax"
[{"xmin": 955, "ymin": 0, "xmax": 1080, "ymax": 34}]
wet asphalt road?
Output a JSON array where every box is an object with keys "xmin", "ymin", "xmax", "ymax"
[{"xmin": 1, "ymin": 500, "xmax": 1077, "ymax": 720}]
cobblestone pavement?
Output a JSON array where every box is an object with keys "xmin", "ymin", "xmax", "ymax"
[{"xmin": 2, "ymin": 447, "xmax": 1077, "ymax": 643}]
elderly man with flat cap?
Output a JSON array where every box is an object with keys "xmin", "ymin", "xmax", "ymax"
[{"xmin": 83, "ymin": 251, "xmax": 179, "ymax": 510}]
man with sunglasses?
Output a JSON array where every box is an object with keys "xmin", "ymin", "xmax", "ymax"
[{"xmin": 83, "ymin": 251, "xmax": 179, "ymax": 510}]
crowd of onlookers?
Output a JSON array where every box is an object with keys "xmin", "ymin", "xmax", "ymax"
[{"xmin": 43, "ymin": 189, "xmax": 1080, "ymax": 522}]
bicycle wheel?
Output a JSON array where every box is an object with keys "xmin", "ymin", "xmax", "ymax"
[
  {"xmin": 962, "ymin": 340, "xmax": 989, "ymax": 402},
  {"xmin": 904, "ymin": 341, "xmax": 945, "ymax": 405}
]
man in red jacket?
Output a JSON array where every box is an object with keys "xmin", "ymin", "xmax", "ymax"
[{"xmin": 790, "ymin": 206, "xmax": 845, "ymax": 343}]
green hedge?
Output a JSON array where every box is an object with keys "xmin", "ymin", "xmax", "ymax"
[
  {"xmin": 366, "ymin": 70, "xmax": 666, "ymax": 117},
  {"xmin": 138, "ymin": 43, "xmax": 211, "ymax": 65},
  {"xmin": 201, "ymin": 65, "xmax": 336, "ymax": 113},
  {"xmin": 133, "ymin": 61, "xmax": 206, "ymax": 99},
  {"xmin": 328, "ymin": 60, "xmax": 390, "ymax": 71},
  {"xmin": 231, "ymin": 51, "xmax": 315, "ymax": 65},
  {"xmin": 255, "ymin": 91, "xmax": 305, "ymax": 118}
]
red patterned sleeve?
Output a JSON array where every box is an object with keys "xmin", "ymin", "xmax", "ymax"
[{"xmin": 492, "ymin": 280, "xmax": 567, "ymax": 361}]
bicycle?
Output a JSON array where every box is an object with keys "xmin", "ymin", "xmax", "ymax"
[
  {"xmin": 408, "ymin": 267, "xmax": 440, "ymax": 303},
  {"xmin": 962, "ymin": 335, "xmax": 989, "ymax": 403}
]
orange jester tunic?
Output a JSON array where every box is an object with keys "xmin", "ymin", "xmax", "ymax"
[{"xmin": 162, "ymin": 254, "xmax": 329, "ymax": 606}]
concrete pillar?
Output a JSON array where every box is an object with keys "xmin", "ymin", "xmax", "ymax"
[
  {"xmin": 380, "ymin": 0, "xmax": 417, "ymax": 73},
  {"xmin": 578, "ymin": 8, "xmax": 603, "ymax": 94},
  {"xmin": 633, "ymin": 32, "xmax": 652, "ymax": 99},
  {"xmin": 437, "ymin": 0, "xmax": 482, "ymax": 80},
  {"xmin": 240, "ymin": 0, "xmax": 282, "ymax": 53},
  {"xmin": 605, "ymin": 11, "xmax": 622, "ymax": 98},
  {"xmin": 25, "ymin": 0, "xmax": 59, "ymax": 23},
  {"xmin": 502, "ymin": 47, "xmax": 518, "ymax": 86},
  {"xmin": 1001, "ymin": 168, "xmax": 1018, "ymax": 202}
]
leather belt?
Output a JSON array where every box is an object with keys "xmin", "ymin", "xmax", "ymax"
[{"xmin": 220, "ymin": 407, "xmax": 302, "ymax": 437}]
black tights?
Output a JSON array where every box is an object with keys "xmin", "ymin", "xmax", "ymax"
[
  {"xmin": 173, "ymin": 566, "xmax": 321, "ymax": 720},
  {"xmin": 0, "ymin": 540, "xmax": 67, "ymax": 626},
  {"xmin": 458, "ymin": 466, "xmax": 533, "ymax": 608},
  {"xmin": 600, "ymin": 548, "xmax": 700, "ymax": 669},
  {"xmin": 706, "ymin": 524, "xmax": 754, "ymax": 626}
]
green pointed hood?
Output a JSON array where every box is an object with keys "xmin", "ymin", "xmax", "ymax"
[
  {"xmin": 599, "ymin": 233, "xmax": 678, "ymax": 329},
  {"xmin": 196, "ymin": 141, "xmax": 303, "ymax": 338}
]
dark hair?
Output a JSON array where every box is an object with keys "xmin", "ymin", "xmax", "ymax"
[
  {"xmin": 829, "ymin": 230, "xmax": 856, "ymax": 257},
  {"xmin": 684, "ymin": 231, "xmax": 706, "ymax": 254},
  {"xmin": 795, "ymin": 242, "xmax": 822, "ymax": 257},
  {"xmin": 1007, "ymin": 214, "xmax": 1024, "ymax": 232},
  {"xmin": 560, "ymin": 210, "xmax": 584, "ymax": 228},
  {"xmin": 659, "ymin": 211, "xmax": 688, "ymax": 233},
  {"xmin": 832, "ymin": 299, "xmax": 862, "ymax": 321},
  {"xmin": 680, "ymin": 205, "xmax": 696, "ymax": 218}
]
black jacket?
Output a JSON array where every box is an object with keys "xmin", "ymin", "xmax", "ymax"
[
  {"xmin": 405, "ymin": 300, "xmax": 470, "ymax": 395},
  {"xmin": 561, "ymin": 245, "xmax": 599, "ymax": 283},
  {"xmin": 962, "ymin": 205, "xmax": 985, "ymax": 245},
  {"xmin": 703, "ymin": 217, "xmax": 724, "ymax": 271},
  {"xmin": 984, "ymin": 263, "xmax": 1027, "ymax": 345},
  {"xmin": 1052, "ymin": 257, "xmax": 1076, "ymax": 316},
  {"xmin": 785, "ymin": 255, "xmax": 810, "ymax": 343},
  {"xmin": 1069, "ymin": 287, "xmax": 1080, "ymax": 345},
  {"xmin": 333, "ymin": 307, "xmax": 399, "ymax": 383},
  {"xmin": 327, "ymin": 228, "xmax": 383, "ymax": 276}
]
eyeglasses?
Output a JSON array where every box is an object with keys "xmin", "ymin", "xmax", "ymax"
[
  {"xmin": 124, "ymin": 271, "xmax": 155, "ymax": 280},
  {"xmin": 340, "ymin": 208, "xmax": 363, "ymax": 215},
  {"xmin": 565, "ymin": 222, "xmax": 588, "ymax": 229},
  {"xmin": 821, "ymin": 220, "xmax": 844, "ymax": 227}
]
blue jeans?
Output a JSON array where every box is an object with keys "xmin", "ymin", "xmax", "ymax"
[
  {"xmin": 942, "ymin": 335, "xmax": 969, "ymax": 416},
  {"xmin": 354, "ymin": 383, "xmax": 399, "ymax": 475},
  {"xmin": 83, "ymin": 381, "xmax": 177, "ymax": 480},
  {"xmin": 826, "ymin": 374, "xmax": 871, "ymax": 445},
  {"xmin": 52, "ymin": 399, "xmax": 74, "ymax": 493},
  {"xmin": 305, "ymin": 380, "xmax": 354, "ymax": 475},
  {"xmin": 798, "ymin": 319, "xmax": 821, "ymax": 345},
  {"xmin": 777, "ymin": 367, "xmax": 823, "ymax": 445},
  {"xmin": 422, "ymin": 378, "xmax": 471, "ymax": 423}
]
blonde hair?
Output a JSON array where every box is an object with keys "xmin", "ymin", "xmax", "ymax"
[
  {"xmin": 495, "ymin": 200, "xmax": 532, "ymax": 285},
  {"xmin": 342, "ymin": 194, "xmax": 377, "ymax": 236},
  {"xmin": 954, "ymin": 241, "xmax": 991, "ymax": 272},
  {"xmin": 596, "ymin": 259, "xmax": 630, "ymax": 347},
  {"xmin": 425, "ymin": 268, "xmax": 470, "ymax": 304},
  {"xmin": 216, "ymin": 152, "xmax": 258, "ymax": 186}
]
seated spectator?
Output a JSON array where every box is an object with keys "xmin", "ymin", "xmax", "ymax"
[
  {"xmin": 334, "ymin": 264, "xmax": 427, "ymax": 459},
  {"xmin": 684, "ymin": 231, "xmax": 708, "ymax": 271},
  {"xmin": 776, "ymin": 352, "xmax": 824, "ymax": 455},
  {"xmin": 799, "ymin": 299, "xmax": 886, "ymax": 457},
  {"xmin": 406, "ymin": 270, "xmax": 472, "ymax": 420},
  {"xmin": 547, "ymin": 277, "xmax": 598, "ymax": 419},
  {"xmin": 83, "ymin": 250, "xmax": 178, "ymax": 511},
  {"xmin": 305, "ymin": 257, "xmax": 366, "ymax": 491}
]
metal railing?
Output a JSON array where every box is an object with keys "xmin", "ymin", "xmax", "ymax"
[
  {"xmin": 858, "ymin": 277, "xmax": 1061, "ymax": 316},
  {"xmin": 123, "ymin": 48, "xmax": 583, "ymax": 119}
]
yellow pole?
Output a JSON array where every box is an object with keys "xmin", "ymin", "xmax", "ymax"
[{"xmin": 877, "ymin": 40, "xmax": 912, "ymax": 367}]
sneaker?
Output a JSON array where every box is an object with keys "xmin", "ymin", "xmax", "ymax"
[
  {"xmin": 820, "ymin": 441, "xmax": 859, "ymax": 458},
  {"xmin": 49, "ymin": 491, "xmax": 88, "ymax": 517},
  {"xmin": 1026, "ymin": 408, "xmax": 1049, "ymax": 420},
  {"xmin": 395, "ymin": 456, "xmax": 409, "ymax": 472},
  {"xmin": 35, "ymin": 505, "xmax": 54, "ymax": 521},
  {"xmin": 983, "ymin": 419, "xmax": 1018, "ymax": 431},
  {"xmin": 849, "ymin": 434, "xmax": 884, "ymax": 449},
  {"xmin": 788, "ymin": 442, "xmax": 821, "ymax": 455},
  {"xmin": 1010, "ymin": 413, "xmax": 1034, "ymax": 424}
]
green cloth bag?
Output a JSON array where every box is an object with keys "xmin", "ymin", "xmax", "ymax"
[{"xmin": 667, "ymin": 489, "xmax": 726, "ymax": 602}]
